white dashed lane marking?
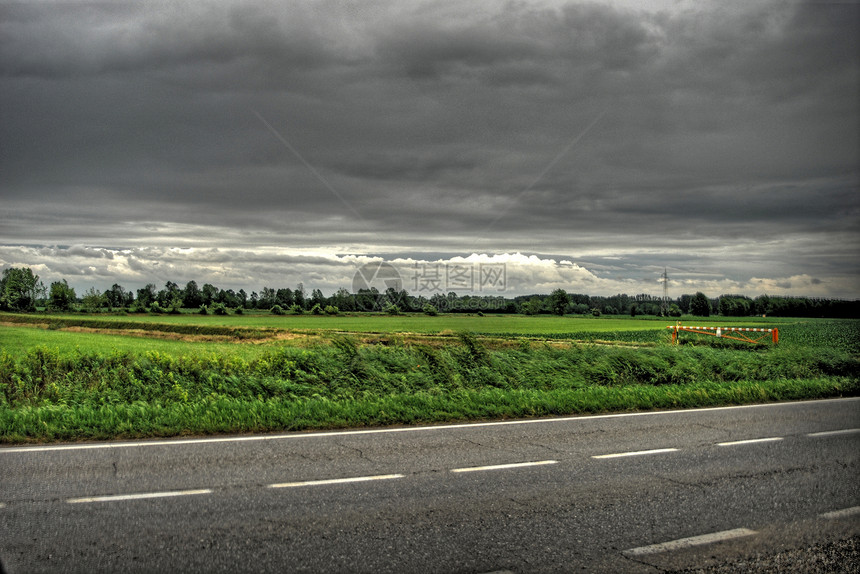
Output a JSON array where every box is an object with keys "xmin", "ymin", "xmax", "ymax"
[
  {"xmin": 717, "ymin": 437, "xmax": 783, "ymax": 446},
  {"xmin": 807, "ymin": 428, "xmax": 860, "ymax": 438},
  {"xmin": 450, "ymin": 460, "xmax": 558, "ymax": 473},
  {"xmin": 623, "ymin": 528, "xmax": 757, "ymax": 557},
  {"xmin": 66, "ymin": 489, "xmax": 212, "ymax": 504},
  {"xmin": 268, "ymin": 474, "xmax": 404, "ymax": 488},
  {"xmin": 592, "ymin": 448, "xmax": 678, "ymax": 459},
  {"xmin": 819, "ymin": 506, "xmax": 860, "ymax": 520}
]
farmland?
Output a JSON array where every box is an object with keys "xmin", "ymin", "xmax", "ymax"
[{"xmin": 1, "ymin": 312, "xmax": 858, "ymax": 443}]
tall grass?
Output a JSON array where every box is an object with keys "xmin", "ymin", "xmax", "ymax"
[
  {"xmin": 2, "ymin": 315, "xmax": 858, "ymax": 442},
  {"xmin": 1, "ymin": 338, "xmax": 857, "ymax": 442}
]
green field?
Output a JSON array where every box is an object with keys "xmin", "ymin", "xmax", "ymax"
[
  {"xmin": 0, "ymin": 310, "xmax": 808, "ymax": 333},
  {"xmin": 1, "ymin": 312, "xmax": 858, "ymax": 443}
]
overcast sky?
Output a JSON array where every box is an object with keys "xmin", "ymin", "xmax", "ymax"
[{"xmin": 1, "ymin": 0, "xmax": 858, "ymax": 299}]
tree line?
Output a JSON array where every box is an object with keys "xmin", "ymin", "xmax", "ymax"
[{"xmin": 1, "ymin": 267, "xmax": 858, "ymax": 318}]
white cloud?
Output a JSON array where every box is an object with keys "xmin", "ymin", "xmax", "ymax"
[{"xmin": 3, "ymin": 245, "xmax": 856, "ymax": 300}]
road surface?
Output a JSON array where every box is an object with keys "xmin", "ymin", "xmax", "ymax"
[{"xmin": 1, "ymin": 398, "xmax": 858, "ymax": 572}]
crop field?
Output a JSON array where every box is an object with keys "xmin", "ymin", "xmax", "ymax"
[
  {"xmin": 0, "ymin": 309, "xmax": 812, "ymax": 333},
  {"xmin": 1, "ymin": 312, "xmax": 858, "ymax": 443}
]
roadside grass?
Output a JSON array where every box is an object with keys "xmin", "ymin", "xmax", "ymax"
[
  {"xmin": 3, "ymin": 378, "xmax": 855, "ymax": 443},
  {"xmin": 1, "ymin": 319, "xmax": 858, "ymax": 442}
]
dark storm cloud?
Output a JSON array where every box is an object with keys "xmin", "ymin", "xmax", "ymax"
[{"xmin": 0, "ymin": 0, "xmax": 857, "ymax": 297}]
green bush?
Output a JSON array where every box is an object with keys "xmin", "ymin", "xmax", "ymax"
[
  {"xmin": 270, "ymin": 305, "xmax": 285, "ymax": 315},
  {"xmin": 129, "ymin": 301, "xmax": 147, "ymax": 313},
  {"xmin": 311, "ymin": 303, "xmax": 323, "ymax": 315},
  {"xmin": 423, "ymin": 304, "xmax": 438, "ymax": 316},
  {"xmin": 385, "ymin": 303, "xmax": 401, "ymax": 315},
  {"xmin": 324, "ymin": 305, "xmax": 339, "ymax": 315}
]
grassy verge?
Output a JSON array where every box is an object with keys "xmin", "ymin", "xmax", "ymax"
[
  {"xmin": 1, "ymin": 330, "xmax": 858, "ymax": 443},
  {"xmin": 2, "ymin": 378, "xmax": 855, "ymax": 443}
]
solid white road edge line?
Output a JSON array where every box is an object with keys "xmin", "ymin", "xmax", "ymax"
[
  {"xmin": 807, "ymin": 428, "xmax": 860, "ymax": 437},
  {"xmin": 66, "ymin": 489, "xmax": 212, "ymax": 504},
  {"xmin": 268, "ymin": 474, "xmax": 404, "ymax": 488},
  {"xmin": 450, "ymin": 460, "xmax": 558, "ymax": 473},
  {"xmin": 592, "ymin": 448, "xmax": 678, "ymax": 459},
  {"xmin": 623, "ymin": 528, "xmax": 757, "ymax": 557},
  {"xmin": 819, "ymin": 506, "xmax": 860, "ymax": 520},
  {"xmin": 717, "ymin": 437, "xmax": 783, "ymax": 446},
  {"xmin": 4, "ymin": 397, "xmax": 856, "ymax": 454}
]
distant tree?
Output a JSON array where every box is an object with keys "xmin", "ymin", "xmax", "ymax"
[
  {"xmin": 201, "ymin": 283, "xmax": 218, "ymax": 306},
  {"xmin": 520, "ymin": 297, "xmax": 545, "ymax": 315},
  {"xmin": 0, "ymin": 267, "xmax": 44, "ymax": 311},
  {"xmin": 548, "ymin": 289, "xmax": 570, "ymax": 316},
  {"xmin": 137, "ymin": 284, "xmax": 157, "ymax": 307},
  {"xmin": 384, "ymin": 287, "xmax": 408, "ymax": 310},
  {"xmin": 690, "ymin": 292, "xmax": 711, "ymax": 317},
  {"xmin": 157, "ymin": 281, "xmax": 180, "ymax": 306},
  {"xmin": 49, "ymin": 280, "xmax": 76, "ymax": 311},
  {"xmin": 668, "ymin": 304, "xmax": 682, "ymax": 317},
  {"xmin": 310, "ymin": 288, "xmax": 326, "ymax": 309},
  {"xmin": 294, "ymin": 283, "xmax": 306, "ymax": 310},
  {"xmin": 219, "ymin": 289, "xmax": 239, "ymax": 307},
  {"xmin": 331, "ymin": 287, "xmax": 353, "ymax": 312},
  {"xmin": 570, "ymin": 293, "xmax": 590, "ymax": 306},
  {"xmin": 167, "ymin": 295, "xmax": 183, "ymax": 314},
  {"xmin": 82, "ymin": 287, "xmax": 105, "ymax": 312},
  {"xmin": 105, "ymin": 283, "xmax": 131, "ymax": 309},
  {"xmin": 276, "ymin": 288, "xmax": 294, "ymax": 308},
  {"xmin": 259, "ymin": 287, "xmax": 276, "ymax": 309},
  {"xmin": 183, "ymin": 281, "xmax": 202, "ymax": 308},
  {"xmin": 719, "ymin": 295, "xmax": 753, "ymax": 317},
  {"xmin": 572, "ymin": 303, "xmax": 589, "ymax": 314}
]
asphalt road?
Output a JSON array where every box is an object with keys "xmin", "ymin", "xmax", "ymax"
[{"xmin": 1, "ymin": 398, "xmax": 858, "ymax": 573}]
